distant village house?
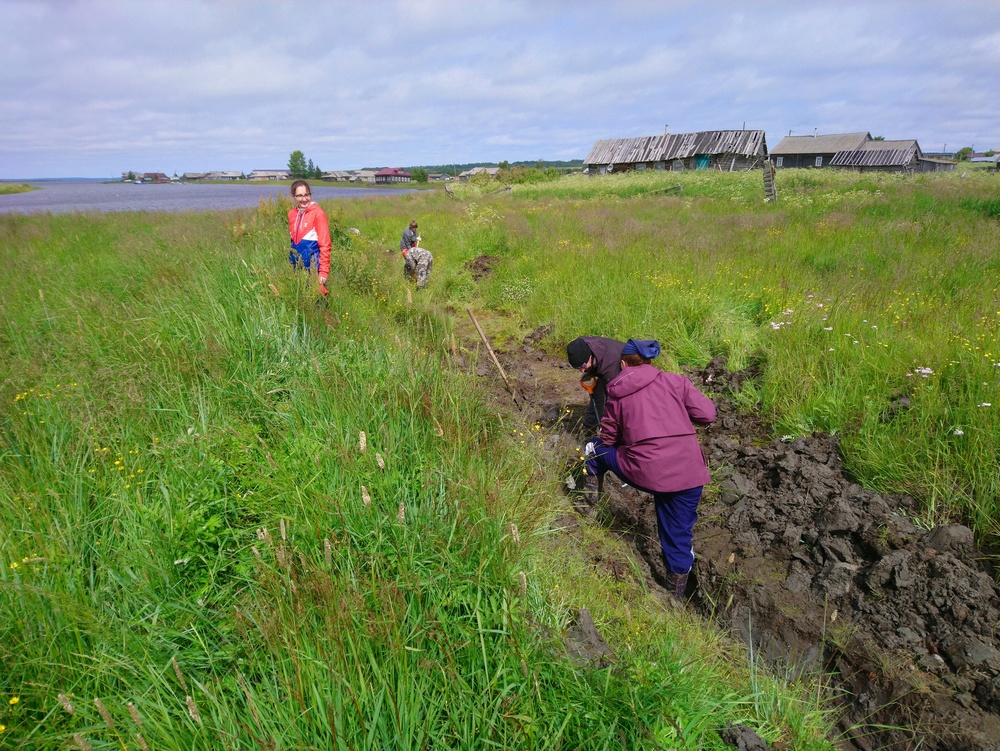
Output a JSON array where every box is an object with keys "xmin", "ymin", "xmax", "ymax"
[
  {"xmin": 322, "ymin": 170, "xmax": 353, "ymax": 182},
  {"xmin": 374, "ymin": 168, "xmax": 411, "ymax": 184},
  {"xmin": 770, "ymin": 132, "xmax": 954, "ymax": 174},
  {"xmin": 458, "ymin": 167, "xmax": 500, "ymax": 180},
  {"xmin": 247, "ymin": 169, "xmax": 290, "ymax": 181}
]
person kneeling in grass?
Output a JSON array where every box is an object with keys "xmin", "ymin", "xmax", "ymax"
[
  {"xmin": 400, "ymin": 220, "xmax": 433, "ymax": 289},
  {"xmin": 584, "ymin": 338, "xmax": 716, "ymax": 601}
]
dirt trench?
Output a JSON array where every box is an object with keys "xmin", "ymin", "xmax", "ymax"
[{"xmin": 455, "ymin": 296, "xmax": 1000, "ymax": 751}]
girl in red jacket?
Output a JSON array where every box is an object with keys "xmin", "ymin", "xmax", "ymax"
[
  {"xmin": 584, "ymin": 338, "xmax": 716, "ymax": 601},
  {"xmin": 288, "ymin": 180, "xmax": 331, "ymax": 296}
]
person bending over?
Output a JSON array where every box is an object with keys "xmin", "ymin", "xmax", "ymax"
[
  {"xmin": 400, "ymin": 220, "xmax": 433, "ymax": 289},
  {"xmin": 566, "ymin": 336, "xmax": 625, "ymax": 432},
  {"xmin": 584, "ymin": 338, "xmax": 716, "ymax": 601}
]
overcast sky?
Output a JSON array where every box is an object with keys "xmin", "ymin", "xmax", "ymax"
[{"xmin": 1, "ymin": 0, "xmax": 997, "ymax": 179}]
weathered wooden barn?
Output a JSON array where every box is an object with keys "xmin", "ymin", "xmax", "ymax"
[
  {"xmin": 583, "ymin": 129, "xmax": 768, "ymax": 174},
  {"xmin": 830, "ymin": 140, "xmax": 955, "ymax": 174}
]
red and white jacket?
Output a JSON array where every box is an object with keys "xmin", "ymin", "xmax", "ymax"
[{"xmin": 287, "ymin": 202, "xmax": 331, "ymax": 276}]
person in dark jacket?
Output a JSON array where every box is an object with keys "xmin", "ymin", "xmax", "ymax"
[
  {"xmin": 399, "ymin": 220, "xmax": 433, "ymax": 289},
  {"xmin": 566, "ymin": 336, "xmax": 626, "ymax": 432},
  {"xmin": 400, "ymin": 220, "xmax": 419, "ymax": 253},
  {"xmin": 584, "ymin": 338, "xmax": 716, "ymax": 601}
]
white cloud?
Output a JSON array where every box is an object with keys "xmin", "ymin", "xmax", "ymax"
[{"xmin": 1, "ymin": 0, "xmax": 997, "ymax": 177}]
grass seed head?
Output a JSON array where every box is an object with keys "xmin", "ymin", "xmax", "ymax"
[
  {"xmin": 186, "ymin": 695, "xmax": 202, "ymax": 725},
  {"xmin": 72, "ymin": 733, "xmax": 92, "ymax": 751},
  {"xmin": 359, "ymin": 431, "xmax": 367, "ymax": 453},
  {"xmin": 58, "ymin": 693, "xmax": 75, "ymax": 715},
  {"xmin": 376, "ymin": 452, "xmax": 385, "ymax": 469},
  {"xmin": 94, "ymin": 698, "xmax": 116, "ymax": 731},
  {"xmin": 361, "ymin": 485, "xmax": 371, "ymax": 506},
  {"xmin": 172, "ymin": 657, "xmax": 188, "ymax": 693},
  {"xmin": 127, "ymin": 701, "xmax": 143, "ymax": 728},
  {"xmin": 397, "ymin": 503, "xmax": 405, "ymax": 523}
]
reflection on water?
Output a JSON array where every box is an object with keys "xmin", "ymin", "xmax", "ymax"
[{"xmin": 0, "ymin": 180, "xmax": 412, "ymax": 215}]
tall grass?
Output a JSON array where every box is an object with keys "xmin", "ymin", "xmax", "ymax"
[
  {"xmin": 436, "ymin": 169, "xmax": 1000, "ymax": 537},
  {"xmin": 1, "ymin": 200, "xmax": 835, "ymax": 748}
]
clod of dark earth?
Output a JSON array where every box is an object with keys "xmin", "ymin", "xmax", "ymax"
[
  {"xmin": 462, "ymin": 322, "xmax": 1000, "ymax": 751},
  {"xmin": 465, "ymin": 254, "xmax": 500, "ymax": 281}
]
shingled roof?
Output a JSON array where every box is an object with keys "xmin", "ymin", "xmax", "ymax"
[
  {"xmin": 829, "ymin": 139, "xmax": 920, "ymax": 168},
  {"xmin": 584, "ymin": 130, "xmax": 767, "ymax": 165}
]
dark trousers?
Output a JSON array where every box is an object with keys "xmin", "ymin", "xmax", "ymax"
[
  {"xmin": 586, "ymin": 440, "xmax": 702, "ymax": 574},
  {"xmin": 583, "ymin": 381, "xmax": 608, "ymax": 432}
]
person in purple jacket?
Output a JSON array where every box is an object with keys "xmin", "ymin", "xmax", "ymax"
[{"xmin": 584, "ymin": 338, "xmax": 716, "ymax": 601}]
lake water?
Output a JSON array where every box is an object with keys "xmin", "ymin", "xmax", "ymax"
[{"xmin": 0, "ymin": 180, "xmax": 413, "ymax": 215}]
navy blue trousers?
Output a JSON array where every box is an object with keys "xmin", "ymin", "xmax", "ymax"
[{"xmin": 586, "ymin": 440, "xmax": 702, "ymax": 575}]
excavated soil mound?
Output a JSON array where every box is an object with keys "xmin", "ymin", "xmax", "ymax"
[
  {"xmin": 470, "ymin": 326, "xmax": 1000, "ymax": 751},
  {"xmin": 465, "ymin": 254, "xmax": 500, "ymax": 280}
]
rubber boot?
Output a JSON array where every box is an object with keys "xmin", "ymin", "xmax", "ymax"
[
  {"xmin": 582, "ymin": 473, "xmax": 600, "ymax": 507},
  {"xmin": 672, "ymin": 572, "xmax": 689, "ymax": 602}
]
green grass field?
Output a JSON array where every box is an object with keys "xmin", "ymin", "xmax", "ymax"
[
  {"xmin": 2, "ymin": 167, "xmax": 996, "ymax": 749},
  {"xmin": 443, "ymin": 168, "xmax": 1000, "ymax": 532},
  {"xmin": 0, "ymin": 184, "xmax": 37, "ymax": 195}
]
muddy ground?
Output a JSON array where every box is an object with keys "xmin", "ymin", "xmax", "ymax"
[{"xmin": 454, "ymin": 260, "xmax": 1000, "ymax": 751}]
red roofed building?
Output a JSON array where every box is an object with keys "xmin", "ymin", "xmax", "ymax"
[{"xmin": 374, "ymin": 168, "xmax": 411, "ymax": 184}]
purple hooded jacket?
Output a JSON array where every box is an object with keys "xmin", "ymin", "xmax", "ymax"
[{"xmin": 600, "ymin": 364, "xmax": 716, "ymax": 493}]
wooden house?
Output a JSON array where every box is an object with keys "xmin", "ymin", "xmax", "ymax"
[
  {"xmin": 322, "ymin": 171, "xmax": 353, "ymax": 182},
  {"xmin": 248, "ymin": 169, "xmax": 290, "ymax": 181},
  {"xmin": 583, "ymin": 129, "xmax": 768, "ymax": 174},
  {"xmin": 829, "ymin": 139, "xmax": 955, "ymax": 174},
  {"xmin": 375, "ymin": 168, "xmax": 411, "ymax": 184},
  {"xmin": 769, "ymin": 132, "xmax": 870, "ymax": 169},
  {"xmin": 458, "ymin": 167, "xmax": 500, "ymax": 180}
]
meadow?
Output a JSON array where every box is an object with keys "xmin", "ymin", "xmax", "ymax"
[
  {"xmin": 0, "ymin": 184, "xmax": 36, "ymax": 196},
  {"xmin": 446, "ymin": 168, "xmax": 1000, "ymax": 534},
  {"xmin": 1, "ymin": 166, "xmax": 996, "ymax": 749}
]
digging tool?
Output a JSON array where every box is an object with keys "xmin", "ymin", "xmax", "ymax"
[{"xmin": 466, "ymin": 307, "xmax": 522, "ymax": 410}]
